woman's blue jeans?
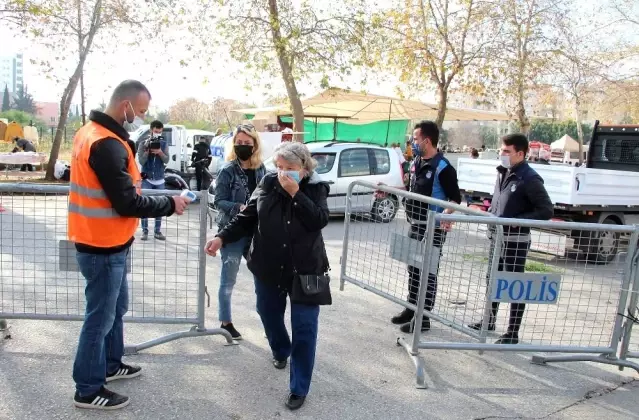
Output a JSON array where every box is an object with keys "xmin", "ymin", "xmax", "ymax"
[
  {"xmin": 218, "ymin": 236, "xmax": 249, "ymax": 322},
  {"xmin": 254, "ymin": 278, "xmax": 320, "ymax": 397}
]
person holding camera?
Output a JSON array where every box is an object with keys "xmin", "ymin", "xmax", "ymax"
[{"xmin": 137, "ymin": 120, "xmax": 169, "ymax": 241}]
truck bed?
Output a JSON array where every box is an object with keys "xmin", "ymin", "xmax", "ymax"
[{"xmin": 457, "ymin": 158, "xmax": 639, "ymax": 207}]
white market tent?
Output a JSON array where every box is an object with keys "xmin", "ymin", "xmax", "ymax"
[
  {"xmin": 551, "ymin": 134, "xmax": 581, "ymax": 152},
  {"xmin": 234, "ymin": 87, "xmax": 510, "ymax": 123}
]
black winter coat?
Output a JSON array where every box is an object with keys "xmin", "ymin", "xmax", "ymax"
[
  {"xmin": 490, "ymin": 162, "xmax": 553, "ymax": 236},
  {"xmin": 216, "ymin": 172, "xmax": 330, "ymax": 291}
]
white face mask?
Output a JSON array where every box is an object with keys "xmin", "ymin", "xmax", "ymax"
[
  {"xmin": 123, "ymin": 102, "xmax": 144, "ymax": 132},
  {"xmin": 500, "ymin": 155, "xmax": 512, "ymax": 169}
]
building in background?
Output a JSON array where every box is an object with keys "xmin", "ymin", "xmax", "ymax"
[
  {"xmin": 0, "ymin": 53, "xmax": 24, "ymax": 95},
  {"xmin": 36, "ymin": 102, "xmax": 60, "ymax": 127}
]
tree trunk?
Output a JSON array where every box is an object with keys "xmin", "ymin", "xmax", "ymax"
[
  {"xmin": 435, "ymin": 85, "xmax": 448, "ymax": 131},
  {"xmin": 45, "ymin": 0, "xmax": 102, "ymax": 180},
  {"xmin": 268, "ymin": 0, "xmax": 304, "ymax": 142},
  {"xmin": 45, "ymin": 67, "xmax": 84, "ymax": 180},
  {"xmin": 574, "ymin": 97, "xmax": 584, "ymax": 164},
  {"xmin": 515, "ymin": 87, "xmax": 530, "ymax": 135}
]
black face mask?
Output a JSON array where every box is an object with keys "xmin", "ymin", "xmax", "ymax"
[{"xmin": 234, "ymin": 145, "xmax": 254, "ymax": 161}]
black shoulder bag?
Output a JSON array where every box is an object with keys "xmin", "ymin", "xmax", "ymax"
[
  {"xmin": 285, "ymin": 194, "xmax": 332, "ymax": 306},
  {"xmin": 291, "ymin": 269, "xmax": 332, "ymax": 306}
]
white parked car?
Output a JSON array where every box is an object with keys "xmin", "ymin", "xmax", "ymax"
[{"xmin": 264, "ymin": 142, "xmax": 407, "ymax": 223}]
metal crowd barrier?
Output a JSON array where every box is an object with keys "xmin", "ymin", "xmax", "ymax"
[
  {"xmin": 619, "ymin": 251, "xmax": 639, "ymax": 367},
  {"xmin": 0, "ymin": 183, "xmax": 234, "ymax": 353},
  {"xmin": 340, "ymin": 180, "xmax": 639, "ymax": 388}
]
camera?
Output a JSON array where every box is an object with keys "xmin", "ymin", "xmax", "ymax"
[{"xmin": 146, "ymin": 135, "xmax": 163, "ymax": 151}]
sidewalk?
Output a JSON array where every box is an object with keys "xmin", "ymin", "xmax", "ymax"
[{"xmin": 1, "ymin": 255, "xmax": 638, "ymax": 420}]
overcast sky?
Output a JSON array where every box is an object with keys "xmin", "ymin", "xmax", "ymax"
[{"xmin": 0, "ymin": 0, "xmax": 635, "ymax": 112}]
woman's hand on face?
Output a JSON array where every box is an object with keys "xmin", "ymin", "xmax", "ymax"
[
  {"xmin": 205, "ymin": 237, "xmax": 223, "ymax": 257},
  {"xmin": 239, "ymin": 204, "xmax": 247, "ymax": 212},
  {"xmin": 278, "ymin": 172, "xmax": 299, "ymax": 197}
]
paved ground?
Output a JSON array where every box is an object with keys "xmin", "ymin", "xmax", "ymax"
[{"xmin": 1, "ymin": 175, "xmax": 639, "ymax": 419}]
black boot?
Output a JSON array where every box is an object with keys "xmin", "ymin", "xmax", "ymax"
[
  {"xmin": 469, "ymin": 303, "xmax": 498, "ymax": 331},
  {"xmin": 391, "ymin": 308, "xmax": 414, "ymax": 325},
  {"xmin": 400, "ymin": 317, "xmax": 430, "ymax": 333},
  {"xmin": 468, "ymin": 320, "xmax": 496, "ymax": 331},
  {"xmin": 285, "ymin": 394, "xmax": 306, "ymax": 410},
  {"xmin": 495, "ymin": 331, "xmax": 519, "ymax": 345}
]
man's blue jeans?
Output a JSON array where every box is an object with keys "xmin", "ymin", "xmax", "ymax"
[
  {"xmin": 218, "ymin": 236, "xmax": 249, "ymax": 322},
  {"xmin": 254, "ymin": 278, "xmax": 320, "ymax": 397},
  {"xmin": 141, "ymin": 180, "xmax": 164, "ymax": 233},
  {"xmin": 73, "ymin": 248, "xmax": 129, "ymax": 397}
]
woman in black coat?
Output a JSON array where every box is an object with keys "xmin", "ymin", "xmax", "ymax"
[{"xmin": 205, "ymin": 141, "xmax": 330, "ymax": 411}]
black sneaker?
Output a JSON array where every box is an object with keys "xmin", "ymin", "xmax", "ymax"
[
  {"xmin": 73, "ymin": 387, "xmax": 129, "ymax": 410},
  {"xmin": 400, "ymin": 317, "xmax": 431, "ymax": 333},
  {"xmin": 391, "ymin": 308, "xmax": 414, "ymax": 325},
  {"xmin": 141, "ymin": 232, "xmax": 149, "ymax": 241},
  {"xmin": 154, "ymin": 232, "xmax": 166, "ymax": 241},
  {"xmin": 273, "ymin": 359, "xmax": 288, "ymax": 370},
  {"xmin": 468, "ymin": 321, "xmax": 496, "ymax": 331},
  {"xmin": 495, "ymin": 332, "xmax": 519, "ymax": 345},
  {"xmin": 221, "ymin": 323, "xmax": 242, "ymax": 340},
  {"xmin": 285, "ymin": 393, "xmax": 306, "ymax": 410},
  {"xmin": 106, "ymin": 363, "xmax": 142, "ymax": 382}
]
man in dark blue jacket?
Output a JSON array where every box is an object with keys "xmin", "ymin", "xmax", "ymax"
[
  {"xmin": 137, "ymin": 120, "xmax": 169, "ymax": 240},
  {"xmin": 392, "ymin": 121, "xmax": 462, "ymax": 333},
  {"xmin": 468, "ymin": 134, "xmax": 553, "ymax": 344}
]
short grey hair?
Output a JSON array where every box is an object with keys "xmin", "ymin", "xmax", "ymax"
[
  {"xmin": 272, "ymin": 142, "xmax": 317, "ymax": 173},
  {"xmin": 109, "ymin": 80, "xmax": 151, "ymax": 105}
]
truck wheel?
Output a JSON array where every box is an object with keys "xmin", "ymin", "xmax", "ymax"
[
  {"xmin": 371, "ymin": 195, "xmax": 398, "ymax": 223},
  {"xmin": 582, "ymin": 218, "xmax": 620, "ymax": 264}
]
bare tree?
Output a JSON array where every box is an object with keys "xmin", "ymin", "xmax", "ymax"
[
  {"xmin": 552, "ymin": 11, "xmax": 634, "ymax": 162},
  {"xmin": 611, "ymin": 0, "xmax": 639, "ymax": 26},
  {"xmin": 493, "ymin": 0, "xmax": 567, "ymax": 134},
  {"xmin": 368, "ymin": 0, "xmax": 499, "ymax": 129},
  {"xmin": 5, "ymin": 0, "xmax": 168, "ymax": 180},
  {"xmin": 198, "ymin": 0, "xmax": 367, "ymax": 140}
]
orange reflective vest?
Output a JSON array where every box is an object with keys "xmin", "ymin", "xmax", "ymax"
[{"xmin": 68, "ymin": 121, "xmax": 141, "ymax": 248}]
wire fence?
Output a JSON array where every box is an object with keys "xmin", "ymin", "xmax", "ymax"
[
  {"xmin": 0, "ymin": 184, "xmax": 233, "ymax": 352},
  {"xmin": 620, "ymin": 252, "xmax": 639, "ymax": 366},
  {"xmin": 340, "ymin": 180, "xmax": 639, "ymax": 388}
]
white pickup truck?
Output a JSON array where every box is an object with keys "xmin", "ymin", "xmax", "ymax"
[{"xmin": 458, "ymin": 122, "xmax": 639, "ymax": 263}]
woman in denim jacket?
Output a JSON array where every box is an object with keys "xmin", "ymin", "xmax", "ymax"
[{"xmin": 213, "ymin": 124, "xmax": 266, "ymax": 339}]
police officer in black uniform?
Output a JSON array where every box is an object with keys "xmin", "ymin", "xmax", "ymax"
[
  {"xmin": 468, "ymin": 134, "xmax": 553, "ymax": 344},
  {"xmin": 391, "ymin": 121, "xmax": 461, "ymax": 333}
]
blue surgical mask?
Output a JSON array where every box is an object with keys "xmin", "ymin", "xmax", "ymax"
[
  {"xmin": 281, "ymin": 170, "xmax": 301, "ymax": 183},
  {"xmin": 411, "ymin": 142, "xmax": 421, "ymax": 156},
  {"xmin": 123, "ymin": 102, "xmax": 144, "ymax": 132}
]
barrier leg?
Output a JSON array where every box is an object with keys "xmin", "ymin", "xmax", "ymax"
[
  {"xmin": 0, "ymin": 319, "xmax": 10, "ymax": 339},
  {"xmin": 397, "ymin": 337, "xmax": 427, "ymax": 389},
  {"xmin": 124, "ymin": 326, "xmax": 235, "ymax": 355},
  {"xmin": 531, "ymin": 354, "xmax": 639, "ymax": 373}
]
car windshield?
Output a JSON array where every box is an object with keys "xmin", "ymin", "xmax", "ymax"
[{"xmin": 312, "ymin": 153, "xmax": 336, "ymax": 174}]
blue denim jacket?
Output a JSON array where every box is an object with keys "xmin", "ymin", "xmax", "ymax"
[
  {"xmin": 214, "ymin": 160, "xmax": 267, "ymax": 229},
  {"xmin": 137, "ymin": 139, "xmax": 169, "ymax": 181}
]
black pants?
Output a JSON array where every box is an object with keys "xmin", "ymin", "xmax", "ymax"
[
  {"xmin": 407, "ymin": 224, "xmax": 446, "ymax": 315},
  {"xmin": 20, "ymin": 164, "xmax": 34, "ymax": 172},
  {"xmin": 195, "ymin": 165, "xmax": 204, "ymax": 191},
  {"xmin": 487, "ymin": 239, "xmax": 531, "ymax": 333}
]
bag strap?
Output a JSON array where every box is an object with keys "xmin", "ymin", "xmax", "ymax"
[{"xmin": 234, "ymin": 160, "xmax": 252, "ymax": 204}]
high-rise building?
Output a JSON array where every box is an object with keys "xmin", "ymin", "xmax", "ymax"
[{"xmin": 0, "ymin": 53, "xmax": 24, "ymax": 95}]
